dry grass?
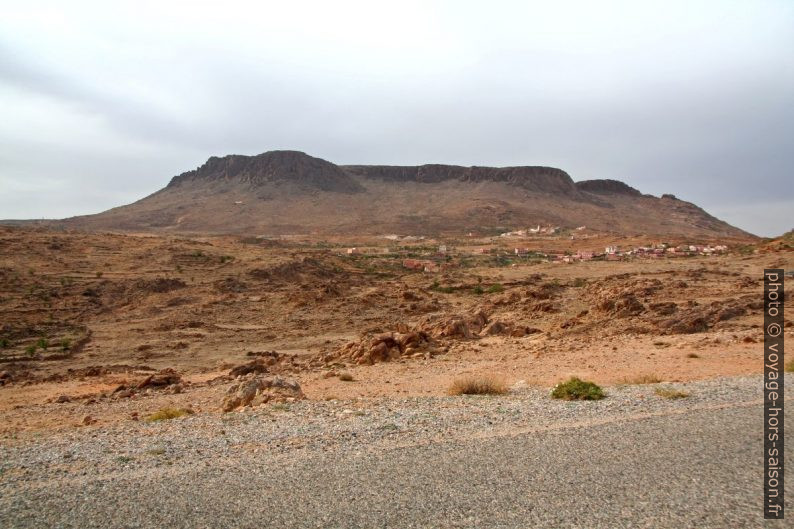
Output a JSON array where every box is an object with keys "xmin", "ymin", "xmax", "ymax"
[
  {"xmin": 654, "ymin": 387, "xmax": 690, "ymax": 399},
  {"xmin": 145, "ymin": 407, "xmax": 195, "ymax": 422},
  {"xmin": 448, "ymin": 375, "xmax": 509, "ymax": 396},
  {"xmin": 621, "ymin": 374, "xmax": 663, "ymax": 385}
]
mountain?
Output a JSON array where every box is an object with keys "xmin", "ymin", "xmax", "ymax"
[{"xmin": 56, "ymin": 150, "xmax": 752, "ymax": 239}]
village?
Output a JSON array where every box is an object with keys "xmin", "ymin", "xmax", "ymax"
[{"xmin": 340, "ymin": 228, "xmax": 734, "ymax": 274}]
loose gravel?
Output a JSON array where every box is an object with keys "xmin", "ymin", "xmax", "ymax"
[{"xmin": 0, "ymin": 375, "xmax": 791, "ymax": 528}]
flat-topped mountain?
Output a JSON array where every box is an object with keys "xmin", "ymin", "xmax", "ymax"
[{"xmin": 57, "ymin": 150, "xmax": 752, "ymax": 238}]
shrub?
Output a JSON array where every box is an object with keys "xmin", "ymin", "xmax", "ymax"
[
  {"xmin": 60, "ymin": 338, "xmax": 72, "ymax": 351},
  {"xmin": 654, "ymin": 387, "xmax": 690, "ymax": 399},
  {"xmin": 472, "ymin": 285, "xmax": 484, "ymax": 295},
  {"xmin": 145, "ymin": 407, "xmax": 195, "ymax": 422},
  {"xmin": 95, "ymin": 271, "xmax": 103, "ymax": 278},
  {"xmin": 448, "ymin": 375, "xmax": 508, "ymax": 396},
  {"xmin": 25, "ymin": 344, "xmax": 37, "ymax": 355},
  {"xmin": 338, "ymin": 372, "xmax": 354, "ymax": 382},
  {"xmin": 686, "ymin": 353, "xmax": 700, "ymax": 359},
  {"xmin": 622, "ymin": 374, "xmax": 662, "ymax": 385},
  {"xmin": 572, "ymin": 277, "xmax": 587, "ymax": 288},
  {"xmin": 36, "ymin": 338, "xmax": 49, "ymax": 350},
  {"xmin": 551, "ymin": 377, "xmax": 605, "ymax": 400},
  {"xmin": 0, "ymin": 338, "xmax": 9, "ymax": 349},
  {"xmin": 487, "ymin": 283, "xmax": 504, "ymax": 294}
]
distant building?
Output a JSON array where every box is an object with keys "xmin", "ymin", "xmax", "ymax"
[
  {"xmin": 402, "ymin": 259, "xmax": 426, "ymax": 271},
  {"xmin": 347, "ymin": 248, "xmax": 361, "ymax": 255}
]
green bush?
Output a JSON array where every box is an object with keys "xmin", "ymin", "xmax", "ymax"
[
  {"xmin": 487, "ymin": 283, "xmax": 504, "ymax": 294},
  {"xmin": 551, "ymin": 377, "xmax": 605, "ymax": 401}
]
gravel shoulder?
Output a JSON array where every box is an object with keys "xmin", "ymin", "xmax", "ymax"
[{"xmin": 1, "ymin": 375, "xmax": 791, "ymax": 528}]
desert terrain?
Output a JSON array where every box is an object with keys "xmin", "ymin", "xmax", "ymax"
[
  {"xmin": 1, "ymin": 224, "xmax": 792, "ymax": 528},
  {"xmin": 0, "ymin": 225, "xmax": 790, "ymax": 432}
]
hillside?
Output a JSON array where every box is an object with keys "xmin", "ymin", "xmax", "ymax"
[{"xmin": 56, "ymin": 150, "xmax": 752, "ymax": 239}]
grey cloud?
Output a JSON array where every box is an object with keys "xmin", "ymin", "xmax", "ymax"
[{"xmin": 0, "ymin": 2, "xmax": 792, "ymax": 236}]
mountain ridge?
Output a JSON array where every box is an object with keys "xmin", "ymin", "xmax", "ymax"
[{"xmin": 46, "ymin": 150, "xmax": 753, "ymax": 239}]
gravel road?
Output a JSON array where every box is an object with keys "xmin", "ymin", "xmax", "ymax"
[{"xmin": 1, "ymin": 375, "xmax": 791, "ymax": 528}]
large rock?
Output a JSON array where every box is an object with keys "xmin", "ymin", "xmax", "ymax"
[
  {"xmin": 221, "ymin": 375, "xmax": 304, "ymax": 412},
  {"xmin": 136, "ymin": 368, "xmax": 181, "ymax": 389}
]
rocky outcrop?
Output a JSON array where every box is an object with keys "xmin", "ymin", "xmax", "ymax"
[
  {"xmin": 221, "ymin": 375, "xmax": 304, "ymax": 412},
  {"xmin": 168, "ymin": 150, "xmax": 364, "ymax": 193},
  {"xmin": 575, "ymin": 179, "xmax": 641, "ymax": 196},
  {"xmin": 343, "ymin": 164, "xmax": 577, "ymax": 194}
]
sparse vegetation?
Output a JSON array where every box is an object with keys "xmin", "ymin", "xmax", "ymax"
[
  {"xmin": 448, "ymin": 375, "xmax": 508, "ymax": 396},
  {"xmin": 338, "ymin": 372, "xmax": 354, "ymax": 381},
  {"xmin": 145, "ymin": 407, "xmax": 195, "ymax": 422},
  {"xmin": 0, "ymin": 338, "xmax": 9, "ymax": 349},
  {"xmin": 472, "ymin": 285, "xmax": 484, "ymax": 295},
  {"xmin": 622, "ymin": 374, "xmax": 662, "ymax": 385},
  {"xmin": 25, "ymin": 344, "xmax": 37, "ymax": 356},
  {"xmin": 486, "ymin": 283, "xmax": 504, "ymax": 294},
  {"xmin": 785, "ymin": 359, "xmax": 794, "ymax": 373},
  {"xmin": 572, "ymin": 277, "xmax": 587, "ymax": 287},
  {"xmin": 36, "ymin": 338, "xmax": 49, "ymax": 350},
  {"xmin": 60, "ymin": 338, "xmax": 72, "ymax": 351},
  {"xmin": 95, "ymin": 271, "xmax": 103, "ymax": 278},
  {"xmin": 430, "ymin": 281, "xmax": 455, "ymax": 294},
  {"xmin": 551, "ymin": 377, "xmax": 605, "ymax": 400},
  {"xmin": 654, "ymin": 387, "xmax": 690, "ymax": 399}
]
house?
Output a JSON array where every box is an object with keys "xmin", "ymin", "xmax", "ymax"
[
  {"xmin": 346, "ymin": 248, "xmax": 361, "ymax": 255},
  {"xmin": 576, "ymin": 250, "xmax": 594, "ymax": 260},
  {"xmin": 423, "ymin": 262, "xmax": 440, "ymax": 273},
  {"xmin": 402, "ymin": 259, "xmax": 426, "ymax": 271},
  {"xmin": 515, "ymin": 247, "xmax": 529, "ymax": 256}
]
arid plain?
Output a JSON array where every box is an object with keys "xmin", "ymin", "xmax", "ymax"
[{"xmin": 1, "ymin": 225, "xmax": 790, "ymax": 433}]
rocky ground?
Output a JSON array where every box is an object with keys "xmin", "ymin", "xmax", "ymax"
[
  {"xmin": 0, "ymin": 226, "xmax": 792, "ymax": 527},
  {"xmin": 1, "ymin": 375, "xmax": 791, "ymax": 528},
  {"xmin": 1, "ymin": 226, "xmax": 790, "ymax": 432}
]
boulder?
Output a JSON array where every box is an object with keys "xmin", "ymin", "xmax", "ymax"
[{"xmin": 222, "ymin": 376, "xmax": 304, "ymax": 412}]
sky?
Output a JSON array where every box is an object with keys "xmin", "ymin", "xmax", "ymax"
[{"xmin": 1, "ymin": 0, "xmax": 792, "ymax": 236}]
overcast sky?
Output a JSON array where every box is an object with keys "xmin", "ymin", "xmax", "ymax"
[{"xmin": 1, "ymin": 0, "xmax": 792, "ymax": 236}]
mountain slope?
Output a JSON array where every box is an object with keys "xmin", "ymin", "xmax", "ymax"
[{"xmin": 58, "ymin": 150, "xmax": 753, "ymax": 239}]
